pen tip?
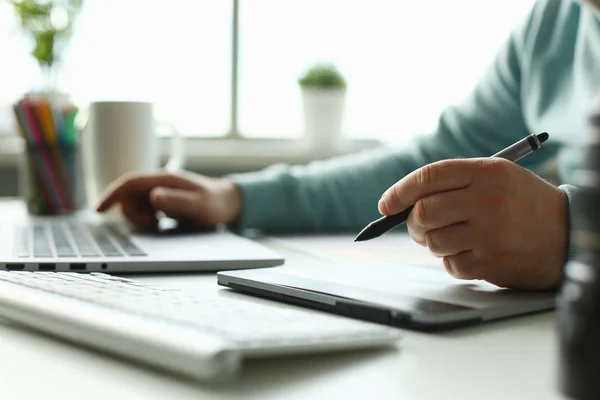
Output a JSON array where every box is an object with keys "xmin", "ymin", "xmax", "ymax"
[
  {"xmin": 537, "ymin": 132, "xmax": 549, "ymax": 143},
  {"xmin": 354, "ymin": 235, "xmax": 369, "ymax": 242}
]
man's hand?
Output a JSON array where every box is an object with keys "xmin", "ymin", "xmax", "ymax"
[
  {"xmin": 96, "ymin": 171, "xmax": 243, "ymax": 230},
  {"xmin": 378, "ymin": 158, "xmax": 568, "ymax": 290}
]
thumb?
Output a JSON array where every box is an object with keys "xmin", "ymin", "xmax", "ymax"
[
  {"xmin": 149, "ymin": 186, "xmax": 200, "ymax": 219},
  {"xmin": 378, "ymin": 186, "xmax": 402, "ymax": 216}
]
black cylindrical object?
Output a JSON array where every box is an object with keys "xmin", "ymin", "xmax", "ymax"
[{"xmin": 558, "ymin": 107, "xmax": 600, "ymax": 399}]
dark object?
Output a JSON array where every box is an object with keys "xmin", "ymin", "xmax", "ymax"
[
  {"xmin": 354, "ymin": 206, "xmax": 413, "ymax": 242},
  {"xmin": 558, "ymin": 110, "xmax": 600, "ymax": 400},
  {"xmin": 537, "ymin": 131, "xmax": 550, "ymax": 143},
  {"xmin": 354, "ymin": 132, "xmax": 549, "ymax": 242}
]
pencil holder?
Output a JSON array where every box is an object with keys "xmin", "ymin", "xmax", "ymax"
[{"xmin": 19, "ymin": 141, "xmax": 84, "ymax": 215}]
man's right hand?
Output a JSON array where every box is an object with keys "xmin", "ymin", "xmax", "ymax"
[{"xmin": 95, "ymin": 172, "xmax": 243, "ymax": 230}]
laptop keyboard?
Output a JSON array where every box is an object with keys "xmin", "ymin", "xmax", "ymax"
[{"xmin": 15, "ymin": 222, "xmax": 147, "ymax": 259}]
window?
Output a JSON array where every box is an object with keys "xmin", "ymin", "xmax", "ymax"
[
  {"xmin": 0, "ymin": 0, "xmax": 232, "ymax": 137},
  {"xmin": 239, "ymin": 0, "xmax": 536, "ymax": 141},
  {"xmin": 0, "ymin": 0, "xmax": 535, "ymax": 144}
]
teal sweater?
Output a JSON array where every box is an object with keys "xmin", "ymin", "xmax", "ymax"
[{"xmin": 234, "ymin": 0, "xmax": 596, "ymax": 236}]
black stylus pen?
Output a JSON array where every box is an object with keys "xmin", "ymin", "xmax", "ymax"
[{"xmin": 354, "ymin": 132, "xmax": 550, "ymax": 242}]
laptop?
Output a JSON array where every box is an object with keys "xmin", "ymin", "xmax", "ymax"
[
  {"xmin": 217, "ymin": 262, "xmax": 557, "ymax": 331},
  {"xmin": 0, "ymin": 271, "xmax": 401, "ymax": 382},
  {"xmin": 0, "ymin": 200, "xmax": 283, "ymax": 272}
]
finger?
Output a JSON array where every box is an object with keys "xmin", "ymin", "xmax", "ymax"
[
  {"xmin": 406, "ymin": 189, "xmax": 472, "ymax": 243},
  {"xmin": 121, "ymin": 200, "xmax": 158, "ymax": 230},
  {"xmin": 149, "ymin": 187, "xmax": 201, "ymax": 221},
  {"xmin": 96, "ymin": 172, "xmax": 197, "ymax": 212},
  {"xmin": 407, "ymin": 223, "xmax": 427, "ymax": 247},
  {"xmin": 443, "ymin": 250, "xmax": 479, "ymax": 280},
  {"xmin": 425, "ymin": 222, "xmax": 474, "ymax": 258},
  {"xmin": 378, "ymin": 158, "xmax": 484, "ymax": 215}
]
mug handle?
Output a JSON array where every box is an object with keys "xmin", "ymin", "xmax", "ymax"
[{"xmin": 157, "ymin": 121, "xmax": 186, "ymax": 172}]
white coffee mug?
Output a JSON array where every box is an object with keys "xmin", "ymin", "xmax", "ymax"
[{"xmin": 83, "ymin": 101, "xmax": 185, "ymax": 205}]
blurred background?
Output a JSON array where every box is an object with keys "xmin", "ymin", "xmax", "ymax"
[{"xmin": 0, "ymin": 0, "xmax": 535, "ymax": 192}]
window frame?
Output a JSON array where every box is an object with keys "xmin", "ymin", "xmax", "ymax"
[{"xmin": 0, "ymin": 0, "xmax": 380, "ymax": 170}]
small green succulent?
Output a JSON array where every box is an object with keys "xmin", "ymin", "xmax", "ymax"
[
  {"xmin": 298, "ymin": 63, "xmax": 347, "ymax": 90},
  {"xmin": 9, "ymin": 0, "xmax": 84, "ymax": 68}
]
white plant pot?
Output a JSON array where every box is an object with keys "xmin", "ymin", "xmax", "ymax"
[{"xmin": 301, "ymin": 88, "xmax": 346, "ymax": 154}]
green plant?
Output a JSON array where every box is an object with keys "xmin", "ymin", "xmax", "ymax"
[
  {"xmin": 298, "ymin": 63, "xmax": 347, "ymax": 90},
  {"xmin": 9, "ymin": 0, "xmax": 84, "ymax": 69}
]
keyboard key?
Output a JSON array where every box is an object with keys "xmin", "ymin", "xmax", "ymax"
[
  {"xmin": 107, "ymin": 228, "xmax": 147, "ymax": 257},
  {"xmin": 33, "ymin": 226, "xmax": 53, "ymax": 258},
  {"xmin": 51, "ymin": 225, "xmax": 76, "ymax": 257},
  {"xmin": 67, "ymin": 223, "xmax": 102, "ymax": 257},
  {"xmin": 15, "ymin": 228, "xmax": 29, "ymax": 258},
  {"xmin": 87, "ymin": 226, "xmax": 123, "ymax": 257}
]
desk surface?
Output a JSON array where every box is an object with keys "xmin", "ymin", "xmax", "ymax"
[{"xmin": 0, "ymin": 234, "xmax": 565, "ymax": 400}]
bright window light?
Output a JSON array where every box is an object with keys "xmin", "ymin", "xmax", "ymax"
[
  {"xmin": 0, "ymin": 0, "xmax": 535, "ymax": 143},
  {"xmin": 239, "ymin": 0, "xmax": 536, "ymax": 142}
]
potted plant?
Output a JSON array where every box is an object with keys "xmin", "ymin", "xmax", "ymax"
[
  {"xmin": 298, "ymin": 63, "xmax": 347, "ymax": 153},
  {"xmin": 10, "ymin": 0, "xmax": 84, "ymax": 100}
]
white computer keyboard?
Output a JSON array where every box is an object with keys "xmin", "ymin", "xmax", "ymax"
[{"xmin": 0, "ymin": 271, "xmax": 401, "ymax": 382}]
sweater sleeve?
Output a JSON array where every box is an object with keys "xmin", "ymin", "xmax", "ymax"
[{"xmin": 233, "ymin": 0, "xmax": 557, "ymax": 233}]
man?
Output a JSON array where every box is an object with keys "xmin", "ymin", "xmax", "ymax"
[{"xmin": 97, "ymin": 0, "xmax": 597, "ymax": 290}]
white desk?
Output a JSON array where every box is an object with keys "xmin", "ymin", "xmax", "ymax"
[{"xmin": 0, "ymin": 234, "xmax": 565, "ymax": 400}]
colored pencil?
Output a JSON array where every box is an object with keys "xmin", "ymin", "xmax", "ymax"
[{"xmin": 38, "ymin": 101, "xmax": 57, "ymax": 144}]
